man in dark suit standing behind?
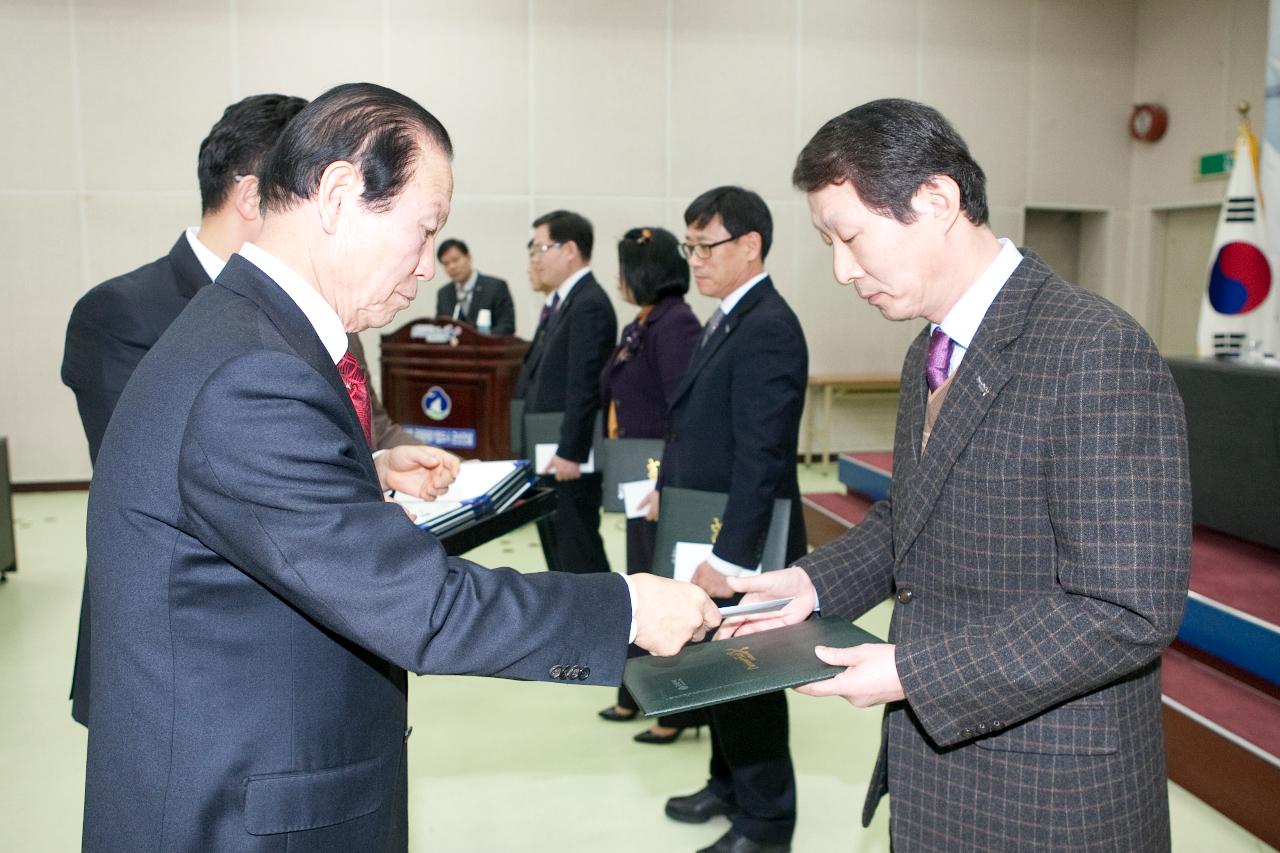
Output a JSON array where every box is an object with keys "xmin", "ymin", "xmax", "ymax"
[
  {"xmin": 726, "ymin": 99, "xmax": 1191, "ymax": 853},
  {"xmin": 434, "ymin": 238, "xmax": 515, "ymax": 334},
  {"xmin": 517, "ymin": 210, "xmax": 617, "ymax": 574},
  {"xmin": 82, "ymin": 83, "xmax": 720, "ymax": 853},
  {"xmin": 654, "ymin": 187, "xmax": 808, "ymax": 853}
]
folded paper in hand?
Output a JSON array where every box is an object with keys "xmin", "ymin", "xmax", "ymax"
[{"xmin": 622, "ymin": 616, "xmax": 881, "ymax": 717}]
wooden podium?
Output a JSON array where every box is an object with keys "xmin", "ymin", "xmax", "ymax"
[{"xmin": 380, "ymin": 317, "xmax": 529, "ymax": 459}]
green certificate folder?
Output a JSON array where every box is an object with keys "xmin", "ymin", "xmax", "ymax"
[
  {"xmin": 623, "ymin": 617, "xmax": 882, "ymax": 717},
  {"xmin": 652, "ymin": 487, "xmax": 790, "ymax": 577},
  {"xmin": 601, "ymin": 437, "xmax": 664, "ymax": 513}
]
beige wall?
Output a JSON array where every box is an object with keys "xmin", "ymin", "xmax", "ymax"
[{"xmin": 0, "ymin": 0, "xmax": 1267, "ymax": 482}]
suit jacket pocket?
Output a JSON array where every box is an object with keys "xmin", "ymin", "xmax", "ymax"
[
  {"xmin": 974, "ymin": 702, "xmax": 1118, "ymax": 756},
  {"xmin": 243, "ymin": 754, "xmax": 386, "ymax": 835}
]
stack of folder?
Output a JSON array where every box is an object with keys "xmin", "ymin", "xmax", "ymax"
[{"xmin": 389, "ymin": 459, "xmax": 537, "ymax": 536}]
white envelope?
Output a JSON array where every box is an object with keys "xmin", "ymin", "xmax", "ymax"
[
  {"xmin": 535, "ymin": 443, "xmax": 595, "ymax": 474},
  {"xmin": 619, "ymin": 479, "xmax": 657, "ymax": 519},
  {"xmin": 672, "ymin": 541, "xmax": 714, "ymax": 583}
]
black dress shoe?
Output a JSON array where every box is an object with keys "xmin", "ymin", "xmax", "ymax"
[
  {"xmin": 634, "ymin": 725, "xmax": 700, "ymax": 744},
  {"xmin": 597, "ymin": 705, "xmax": 638, "ymax": 722},
  {"xmin": 664, "ymin": 786, "xmax": 735, "ymax": 823},
  {"xmin": 695, "ymin": 829, "xmax": 791, "ymax": 853}
]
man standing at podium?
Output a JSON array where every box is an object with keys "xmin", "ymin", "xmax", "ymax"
[
  {"xmin": 517, "ymin": 210, "xmax": 618, "ymax": 574},
  {"xmin": 434, "ymin": 238, "xmax": 515, "ymax": 334}
]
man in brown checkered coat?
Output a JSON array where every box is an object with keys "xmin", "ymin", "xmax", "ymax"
[{"xmin": 724, "ymin": 98, "xmax": 1191, "ymax": 852}]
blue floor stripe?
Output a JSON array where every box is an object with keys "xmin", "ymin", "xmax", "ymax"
[
  {"xmin": 1177, "ymin": 596, "xmax": 1280, "ymax": 687},
  {"xmin": 837, "ymin": 457, "xmax": 891, "ymax": 502}
]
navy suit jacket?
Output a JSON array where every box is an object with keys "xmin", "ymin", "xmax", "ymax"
[
  {"xmin": 83, "ymin": 255, "xmax": 630, "ymax": 853},
  {"xmin": 62, "ymin": 234, "xmax": 207, "ymax": 465},
  {"xmin": 660, "ymin": 277, "xmax": 808, "ymax": 567},
  {"xmin": 435, "ymin": 272, "xmax": 516, "ymax": 335},
  {"xmin": 517, "ymin": 272, "xmax": 617, "ymax": 461}
]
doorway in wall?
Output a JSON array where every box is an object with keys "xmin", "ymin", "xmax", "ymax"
[
  {"xmin": 1149, "ymin": 205, "xmax": 1219, "ymax": 357},
  {"xmin": 1023, "ymin": 208, "xmax": 1109, "ymax": 294}
]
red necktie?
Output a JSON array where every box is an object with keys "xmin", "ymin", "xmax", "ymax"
[{"xmin": 337, "ymin": 351, "xmax": 373, "ymax": 447}]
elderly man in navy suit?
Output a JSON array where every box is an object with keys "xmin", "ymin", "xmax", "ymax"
[
  {"xmin": 726, "ymin": 99, "xmax": 1191, "ymax": 852},
  {"xmin": 82, "ymin": 82, "xmax": 720, "ymax": 853}
]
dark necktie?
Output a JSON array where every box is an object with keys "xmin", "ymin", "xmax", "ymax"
[
  {"xmin": 337, "ymin": 351, "xmax": 373, "ymax": 446},
  {"xmin": 700, "ymin": 307, "xmax": 724, "ymax": 349},
  {"xmin": 926, "ymin": 328, "xmax": 955, "ymax": 392}
]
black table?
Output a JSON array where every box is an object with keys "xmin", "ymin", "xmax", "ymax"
[
  {"xmin": 1167, "ymin": 357, "xmax": 1280, "ymax": 551},
  {"xmin": 437, "ymin": 487, "xmax": 556, "ymax": 557}
]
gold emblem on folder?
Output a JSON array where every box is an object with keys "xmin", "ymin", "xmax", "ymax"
[
  {"xmin": 726, "ymin": 646, "xmax": 759, "ymax": 671},
  {"xmin": 646, "ymin": 457, "xmax": 661, "ymax": 480},
  {"xmin": 710, "ymin": 517, "xmax": 722, "ymax": 544}
]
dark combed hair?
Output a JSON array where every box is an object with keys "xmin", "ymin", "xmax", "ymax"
[
  {"xmin": 533, "ymin": 210, "xmax": 594, "ymax": 261},
  {"xmin": 792, "ymin": 98, "xmax": 989, "ymax": 226},
  {"xmin": 259, "ymin": 82, "xmax": 453, "ymax": 215},
  {"xmin": 436, "ymin": 238, "xmax": 469, "ymax": 260},
  {"xmin": 618, "ymin": 227, "xmax": 689, "ymax": 305},
  {"xmin": 683, "ymin": 186, "xmax": 773, "ymax": 259},
  {"xmin": 197, "ymin": 93, "xmax": 308, "ymax": 215}
]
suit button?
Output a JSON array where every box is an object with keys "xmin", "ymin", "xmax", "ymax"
[
  {"xmin": 961, "ymin": 729, "xmax": 973, "ymax": 738},
  {"xmin": 549, "ymin": 665, "xmax": 563, "ymax": 679},
  {"xmin": 579, "ymin": 667, "xmax": 591, "ymax": 680},
  {"xmin": 992, "ymin": 720, "xmax": 1003, "ymax": 729},
  {"xmin": 894, "ymin": 587, "xmax": 914, "ymax": 604},
  {"xmin": 976, "ymin": 723, "xmax": 988, "ymax": 734},
  {"xmin": 567, "ymin": 665, "xmax": 581, "ymax": 679}
]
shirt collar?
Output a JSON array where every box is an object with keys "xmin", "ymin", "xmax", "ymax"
[
  {"xmin": 185, "ymin": 226, "xmax": 225, "ymax": 283},
  {"xmin": 932, "ymin": 238, "xmax": 1023, "ymax": 350},
  {"xmin": 719, "ymin": 271, "xmax": 769, "ymax": 316},
  {"xmin": 550, "ymin": 266, "xmax": 591, "ymax": 304},
  {"xmin": 456, "ymin": 270, "xmax": 478, "ymax": 293},
  {"xmin": 237, "ymin": 242, "xmax": 349, "ymax": 364}
]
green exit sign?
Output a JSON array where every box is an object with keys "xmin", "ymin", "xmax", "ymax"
[{"xmin": 1198, "ymin": 150, "xmax": 1234, "ymax": 180}]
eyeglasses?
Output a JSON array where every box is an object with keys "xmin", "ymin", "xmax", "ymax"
[
  {"xmin": 527, "ymin": 241, "xmax": 562, "ymax": 258},
  {"xmin": 678, "ymin": 235, "xmax": 739, "ymax": 259}
]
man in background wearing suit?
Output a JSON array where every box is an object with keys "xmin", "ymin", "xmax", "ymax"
[
  {"xmin": 434, "ymin": 238, "xmax": 515, "ymax": 334},
  {"xmin": 517, "ymin": 210, "xmax": 617, "ymax": 574},
  {"xmin": 82, "ymin": 83, "xmax": 719, "ymax": 853},
  {"xmin": 726, "ymin": 99, "xmax": 1191, "ymax": 852},
  {"xmin": 654, "ymin": 187, "xmax": 808, "ymax": 853}
]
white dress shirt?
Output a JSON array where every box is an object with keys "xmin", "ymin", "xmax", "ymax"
[
  {"xmin": 184, "ymin": 226, "xmax": 226, "ymax": 283},
  {"xmin": 931, "ymin": 238, "xmax": 1024, "ymax": 376}
]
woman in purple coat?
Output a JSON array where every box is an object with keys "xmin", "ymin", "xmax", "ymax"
[{"xmin": 597, "ymin": 227, "xmax": 704, "ymax": 743}]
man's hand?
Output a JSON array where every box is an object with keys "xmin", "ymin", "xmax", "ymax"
[
  {"xmin": 794, "ymin": 643, "xmax": 904, "ymax": 707},
  {"xmin": 715, "ymin": 566, "xmax": 818, "ymax": 639},
  {"xmin": 629, "ymin": 573, "xmax": 722, "ymax": 656},
  {"xmin": 545, "ymin": 454, "xmax": 582, "ymax": 481},
  {"xmin": 375, "ymin": 445, "xmax": 461, "ymax": 498},
  {"xmin": 691, "ymin": 561, "xmax": 735, "ymax": 599},
  {"xmin": 640, "ymin": 489, "xmax": 659, "ymax": 522}
]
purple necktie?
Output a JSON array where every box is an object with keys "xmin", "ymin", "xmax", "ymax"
[{"xmin": 926, "ymin": 328, "xmax": 954, "ymax": 392}]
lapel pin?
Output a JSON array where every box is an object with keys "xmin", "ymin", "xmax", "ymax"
[{"xmin": 977, "ymin": 376, "xmax": 990, "ymax": 396}]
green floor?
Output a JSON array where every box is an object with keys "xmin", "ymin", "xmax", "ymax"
[{"xmin": 0, "ymin": 465, "xmax": 1273, "ymax": 851}]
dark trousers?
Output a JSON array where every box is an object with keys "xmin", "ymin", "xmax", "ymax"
[
  {"xmin": 706, "ymin": 689, "xmax": 796, "ymax": 844},
  {"xmin": 536, "ymin": 473, "xmax": 610, "ymax": 574},
  {"xmin": 616, "ymin": 517, "xmax": 705, "ymax": 728}
]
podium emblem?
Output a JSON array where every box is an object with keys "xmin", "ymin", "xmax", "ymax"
[{"xmin": 421, "ymin": 386, "xmax": 452, "ymax": 422}]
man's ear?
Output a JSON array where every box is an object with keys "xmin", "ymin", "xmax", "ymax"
[
  {"xmin": 315, "ymin": 160, "xmax": 362, "ymax": 235},
  {"xmin": 232, "ymin": 174, "xmax": 262, "ymax": 223},
  {"xmin": 742, "ymin": 230, "xmax": 764, "ymax": 262},
  {"xmin": 911, "ymin": 175, "xmax": 962, "ymax": 230}
]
